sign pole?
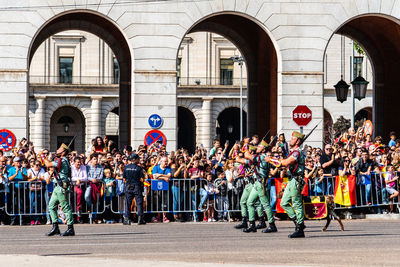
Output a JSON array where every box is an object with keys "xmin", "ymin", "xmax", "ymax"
[{"xmin": 300, "ymin": 126, "xmax": 303, "ymax": 134}]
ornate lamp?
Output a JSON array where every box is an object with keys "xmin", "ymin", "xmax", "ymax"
[
  {"xmin": 351, "ymin": 73, "xmax": 369, "ymax": 100},
  {"xmin": 334, "ymin": 75, "xmax": 350, "ymax": 103}
]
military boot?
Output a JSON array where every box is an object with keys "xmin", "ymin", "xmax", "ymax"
[
  {"xmin": 289, "ymin": 216, "xmax": 297, "ymax": 226},
  {"xmin": 46, "ymin": 223, "xmax": 60, "ymax": 236},
  {"xmin": 138, "ymin": 216, "xmax": 146, "ymax": 225},
  {"xmin": 61, "ymin": 225, "xmax": 75, "ymax": 236},
  {"xmin": 298, "ymin": 222, "xmax": 306, "ymax": 230},
  {"xmin": 242, "ymin": 221, "xmax": 257, "ymax": 233},
  {"xmin": 256, "ymin": 217, "xmax": 266, "ymax": 229},
  {"xmin": 234, "ymin": 217, "xmax": 248, "ymax": 229},
  {"xmin": 288, "ymin": 224, "xmax": 305, "ymax": 238},
  {"xmin": 262, "ymin": 222, "xmax": 278, "ymax": 233}
]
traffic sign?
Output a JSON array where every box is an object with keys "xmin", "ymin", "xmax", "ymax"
[
  {"xmin": 292, "ymin": 105, "xmax": 312, "ymax": 126},
  {"xmin": 363, "ymin": 120, "xmax": 373, "ymax": 136},
  {"xmin": 0, "ymin": 129, "xmax": 16, "ymax": 152},
  {"xmin": 144, "ymin": 129, "xmax": 167, "ymax": 146},
  {"xmin": 148, "ymin": 114, "xmax": 163, "ymax": 129}
]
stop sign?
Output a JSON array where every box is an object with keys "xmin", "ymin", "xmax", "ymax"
[{"xmin": 292, "ymin": 105, "xmax": 312, "ymax": 126}]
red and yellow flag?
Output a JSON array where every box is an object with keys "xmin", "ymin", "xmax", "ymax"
[
  {"xmin": 275, "ymin": 177, "xmax": 289, "ymax": 213},
  {"xmin": 334, "ymin": 175, "xmax": 356, "ymax": 206},
  {"xmin": 304, "ymin": 196, "xmax": 327, "ymax": 220}
]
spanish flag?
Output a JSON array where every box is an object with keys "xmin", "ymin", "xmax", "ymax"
[
  {"xmin": 275, "ymin": 177, "xmax": 289, "ymax": 213},
  {"xmin": 334, "ymin": 175, "xmax": 356, "ymax": 206}
]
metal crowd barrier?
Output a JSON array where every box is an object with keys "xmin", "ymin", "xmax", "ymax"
[
  {"xmin": 110, "ymin": 178, "xmax": 210, "ymax": 221},
  {"xmin": 305, "ymin": 172, "xmax": 400, "ymax": 210},
  {"xmin": 5, "ymin": 181, "xmax": 106, "ymax": 225},
  {"xmin": 213, "ymin": 177, "xmax": 244, "ymax": 215}
]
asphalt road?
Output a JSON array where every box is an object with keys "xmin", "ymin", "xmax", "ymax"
[{"xmin": 0, "ymin": 219, "xmax": 399, "ymax": 266}]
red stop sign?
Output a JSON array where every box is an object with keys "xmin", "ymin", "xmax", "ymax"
[{"xmin": 292, "ymin": 105, "xmax": 312, "ymax": 126}]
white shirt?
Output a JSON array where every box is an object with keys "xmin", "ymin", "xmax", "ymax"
[{"xmin": 27, "ymin": 168, "xmax": 45, "ymax": 180}]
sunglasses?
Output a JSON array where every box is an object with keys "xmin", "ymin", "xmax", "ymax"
[{"xmin": 35, "ymin": 164, "xmax": 41, "ymax": 166}]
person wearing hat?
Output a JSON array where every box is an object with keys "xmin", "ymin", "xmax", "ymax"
[
  {"xmin": 123, "ymin": 153, "xmax": 146, "ymax": 225},
  {"xmin": 233, "ymin": 144, "xmax": 264, "ymax": 230},
  {"xmin": 236, "ymin": 140, "xmax": 275, "ymax": 233},
  {"xmin": 275, "ymin": 131, "xmax": 306, "ymax": 238},
  {"xmin": 43, "ymin": 143, "xmax": 74, "ymax": 236}
]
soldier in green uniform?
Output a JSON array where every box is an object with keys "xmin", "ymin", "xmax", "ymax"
[
  {"xmin": 234, "ymin": 145, "xmax": 264, "ymax": 230},
  {"xmin": 278, "ymin": 131, "xmax": 306, "ymax": 238},
  {"xmin": 236, "ymin": 141, "xmax": 276, "ymax": 233},
  {"xmin": 44, "ymin": 143, "xmax": 75, "ymax": 236}
]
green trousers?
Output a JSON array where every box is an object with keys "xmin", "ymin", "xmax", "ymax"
[
  {"xmin": 247, "ymin": 180, "xmax": 274, "ymax": 223},
  {"xmin": 49, "ymin": 185, "xmax": 74, "ymax": 225},
  {"xmin": 280, "ymin": 178, "xmax": 304, "ymax": 224},
  {"xmin": 240, "ymin": 183, "xmax": 263, "ymax": 218}
]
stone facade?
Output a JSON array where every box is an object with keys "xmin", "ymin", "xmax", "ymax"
[{"xmin": 0, "ymin": 0, "xmax": 397, "ymax": 152}]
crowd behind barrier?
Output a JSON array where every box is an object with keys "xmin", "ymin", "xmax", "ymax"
[{"xmin": 0, "ymin": 128, "xmax": 400, "ymax": 225}]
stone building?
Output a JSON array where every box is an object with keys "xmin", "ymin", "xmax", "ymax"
[{"xmin": 0, "ymin": 0, "xmax": 398, "ymax": 152}]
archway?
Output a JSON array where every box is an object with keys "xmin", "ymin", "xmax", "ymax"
[
  {"xmin": 28, "ymin": 11, "xmax": 131, "ymax": 147},
  {"xmin": 50, "ymin": 106, "xmax": 85, "ymax": 152},
  {"xmin": 327, "ymin": 15, "xmax": 400, "ymax": 140},
  {"xmin": 323, "ymin": 109, "xmax": 334, "ymax": 145},
  {"xmin": 217, "ymin": 107, "xmax": 247, "ymax": 150},
  {"xmin": 177, "ymin": 106, "xmax": 196, "ymax": 154},
  {"xmin": 178, "ymin": 14, "xmax": 278, "ymax": 138},
  {"xmin": 105, "ymin": 107, "xmax": 119, "ymax": 146},
  {"xmin": 355, "ymin": 107, "xmax": 372, "ymax": 123}
]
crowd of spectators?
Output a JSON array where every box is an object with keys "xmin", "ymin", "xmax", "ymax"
[{"xmin": 0, "ymin": 127, "xmax": 399, "ymax": 226}]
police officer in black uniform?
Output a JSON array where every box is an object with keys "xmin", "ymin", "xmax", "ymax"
[{"xmin": 123, "ymin": 154, "xmax": 146, "ymax": 225}]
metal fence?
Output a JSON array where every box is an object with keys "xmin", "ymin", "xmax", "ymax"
[{"xmin": 1, "ymin": 173, "xmax": 399, "ymax": 225}]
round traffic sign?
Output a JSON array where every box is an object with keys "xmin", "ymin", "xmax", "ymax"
[
  {"xmin": 148, "ymin": 114, "xmax": 163, "ymax": 129},
  {"xmin": 144, "ymin": 129, "xmax": 167, "ymax": 146},
  {"xmin": 292, "ymin": 105, "xmax": 312, "ymax": 126},
  {"xmin": 363, "ymin": 120, "xmax": 373, "ymax": 136},
  {"xmin": 0, "ymin": 129, "xmax": 16, "ymax": 152}
]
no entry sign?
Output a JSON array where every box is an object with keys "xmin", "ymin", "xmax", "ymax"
[
  {"xmin": 292, "ymin": 105, "xmax": 312, "ymax": 126},
  {"xmin": 0, "ymin": 129, "xmax": 16, "ymax": 152},
  {"xmin": 144, "ymin": 130, "xmax": 167, "ymax": 146}
]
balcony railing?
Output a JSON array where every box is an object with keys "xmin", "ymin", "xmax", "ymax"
[
  {"xmin": 177, "ymin": 77, "xmax": 247, "ymax": 87},
  {"xmin": 29, "ymin": 76, "xmax": 119, "ymax": 85}
]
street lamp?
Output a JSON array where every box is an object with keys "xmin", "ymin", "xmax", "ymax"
[
  {"xmin": 230, "ymin": 55, "xmax": 244, "ymax": 140},
  {"xmin": 334, "ymin": 75, "xmax": 350, "ymax": 103},
  {"xmin": 63, "ymin": 123, "xmax": 69, "ymax": 133},
  {"xmin": 351, "ymin": 73, "xmax": 369, "ymax": 101}
]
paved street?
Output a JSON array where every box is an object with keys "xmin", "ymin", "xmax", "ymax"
[{"xmin": 0, "ymin": 219, "xmax": 399, "ymax": 266}]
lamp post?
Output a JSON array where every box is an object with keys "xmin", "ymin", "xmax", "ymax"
[{"xmin": 230, "ymin": 55, "xmax": 244, "ymax": 140}]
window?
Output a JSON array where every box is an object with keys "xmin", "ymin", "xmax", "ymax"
[
  {"xmin": 220, "ymin": 58, "xmax": 233, "ymax": 85},
  {"xmin": 113, "ymin": 57, "xmax": 119, "ymax": 84},
  {"xmin": 177, "ymin": 58, "xmax": 182, "ymax": 85},
  {"xmin": 59, "ymin": 57, "xmax": 73, "ymax": 83},
  {"xmin": 353, "ymin": 56, "xmax": 363, "ymax": 79}
]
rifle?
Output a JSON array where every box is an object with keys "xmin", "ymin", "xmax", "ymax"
[
  {"xmin": 299, "ymin": 120, "xmax": 322, "ymax": 145},
  {"xmin": 261, "ymin": 129, "xmax": 271, "ymax": 143}
]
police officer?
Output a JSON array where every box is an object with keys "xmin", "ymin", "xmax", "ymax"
[{"xmin": 123, "ymin": 154, "xmax": 146, "ymax": 225}]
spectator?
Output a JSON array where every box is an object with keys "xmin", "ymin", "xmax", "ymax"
[
  {"xmin": 152, "ymin": 156, "xmax": 171, "ymax": 223},
  {"xmin": 388, "ymin": 132, "xmax": 396, "ymax": 148},
  {"xmin": 71, "ymin": 157, "xmax": 88, "ymax": 223},
  {"xmin": 87, "ymin": 153, "xmax": 104, "ymax": 223},
  {"xmin": 27, "ymin": 160, "xmax": 45, "ymax": 225},
  {"xmin": 355, "ymin": 150, "xmax": 373, "ymax": 205},
  {"xmin": 384, "ymin": 164, "xmax": 399, "ymax": 213}
]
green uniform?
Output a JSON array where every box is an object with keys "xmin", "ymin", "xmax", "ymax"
[
  {"xmin": 246, "ymin": 153, "xmax": 274, "ymax": 223},
  {"xmin": 239, "ymin": 182, "xmax": 263, "ymax": 218},
  {"xmin": 280, "ymin": 148, "xmax": 305, "ymax": 224},
  {"xmin": 49, "ymin": 156, "xmax": 74, "ymax": 225}
]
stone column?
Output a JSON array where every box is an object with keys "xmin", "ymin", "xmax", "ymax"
[
  {"xmin": 90, "ymin": 97, "xmax": 102, "ymax": 138},
  {"xmin": 34, "ymin": 96, "xmax": 46, "ymax": 150},
  {"xmin": 199, "ymin": 97, "xmax": 213, "ymax": 151}
]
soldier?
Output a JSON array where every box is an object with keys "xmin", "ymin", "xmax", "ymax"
[
  {"xmin": 236, "ymin": 141, "xmax": 276, "ymax": 233},
  {"xmin": 276, "ymin": 131, "xmax": 306, "ymax": 238},
  {"xmin": 43, "ymin": 143, "xmax": 74, "ymax": 236},
  {"xmin": 234, "ymin": 145, "xmax": 264, "ymax": 230}
]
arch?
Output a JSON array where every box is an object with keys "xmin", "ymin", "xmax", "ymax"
[
  {"xmin": 177, "ymin": 106, "xmax": 196, "ymax": 154},
  {"xmin": 217, "ymin": 107, "xmax": 247, "ymax": 148},
  {"xmin": 323, "ymin": 109, "xmax": 334, "ymax": 145},
  {"xmin": 177, "ymin": 12, "xmax": 279, "ymax": 137},
  {"xmin": 324, "ymin": 14, "xmax": 400, "ymax": 139},
  {"xmin": 27, "ymin": 10, "xmax": 132, "ymax": 147},
  {"xmin": 355, "ymin": 107, "xmax": 373, "ymax": 122},
  {"xmin": 50, "ymin": 106, "xmax": 85, "ymax": 153}
]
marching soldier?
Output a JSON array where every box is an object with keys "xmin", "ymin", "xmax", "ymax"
[
  {"xmin": 234, "ymin": 146, "xmax": 264, "ymax": 230},
  {"xmin": 276, "ymin": 131, "xmax": 306, "ymax": 238},
  {"xmin": 43, "ymin": 143, "xmax": 75, "ymax": 236},
  {"xmin": 236, "ymin": 141, "xmax": 276, "ymax": 233}
]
